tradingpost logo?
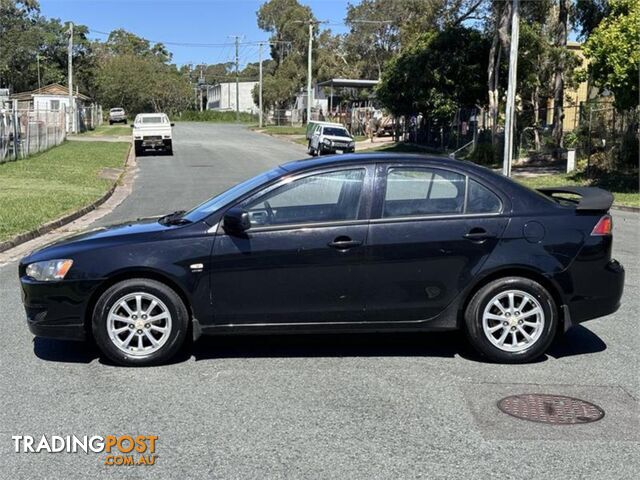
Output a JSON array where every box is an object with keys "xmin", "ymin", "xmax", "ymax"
[{"xmin": 12, "ymin": 434, "xmax": 158, "ymax": 466}]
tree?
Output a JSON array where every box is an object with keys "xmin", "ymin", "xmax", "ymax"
[
  {"xmin": 377, "ymin": 26, "xmax": 490, "ymax": 119},
  {"xmin": 583, "ymin": 0, "xmax": 639, "ymax": 110},
  {"xmin": 574, "ymin": 0, "xmax": 610, "ymax": 38},
  {"xmin": 551, "ymin": 0, "xmax": 570, "ymax": 146}
]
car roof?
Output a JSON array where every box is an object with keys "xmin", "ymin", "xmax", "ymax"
[{"xmin": 136, "ymin": 113, "xmax": 167, "ymax": 117}]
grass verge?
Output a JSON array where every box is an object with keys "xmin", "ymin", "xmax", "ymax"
[
  {"xmin": 253, "ymin": 125, "xmax": 308, "ymax": 135},
  {"xmin": 84, "ymin": 124, "xmax": 132, "ymax": 136},
  {"xmin": 179, "ymin": 110, "xmax": 257, "ymax": 123},
  {"xmin": 0, "ymin": 140, "xmax": 130, "ymax": 242}
]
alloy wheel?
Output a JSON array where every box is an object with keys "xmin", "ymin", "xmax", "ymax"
[
  {"xmin": 106, "ymin": 292, "xmax": 172, "ymax": 357},
  {"xmin": 481, "ymin": 289, "xmax": 545, "ymax": 352}
]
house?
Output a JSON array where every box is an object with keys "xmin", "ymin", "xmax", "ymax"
[
  {"xmin": 10, "ymin": 83, "xmax": 92, "ymax": 111},
  {"xmin": 207, "ymin": 81, "xmax": 259, "ymax": 114}
]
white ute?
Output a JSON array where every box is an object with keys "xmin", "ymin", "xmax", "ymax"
[{"xmin": 132, "ymin": 113, "xmax": 174, "ymax": 156}]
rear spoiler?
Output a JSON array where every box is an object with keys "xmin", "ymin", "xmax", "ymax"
[{"xmin": 537, "ymin": 186, "xmax": 614, "ymax": 211}]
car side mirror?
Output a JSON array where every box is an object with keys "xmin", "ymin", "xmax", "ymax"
[
  {"xmin": 130, "ymin": 124, "xmax": 135, "ymax": 128},
  {"xmin": 223, "ymin": 208, "xmax": 250, "ymax": 232},
  {"xmin": 170, "ymin": 123, "xmax": 175, "ymax": 127}
]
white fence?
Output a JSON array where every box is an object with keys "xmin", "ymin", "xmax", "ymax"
[{"xmin": 0, "ymin": 104, "xmax": 103, "ymax": 163}]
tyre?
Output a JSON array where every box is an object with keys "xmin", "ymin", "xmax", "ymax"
[
  {"xmin": 165, "ymin": 140, "xmax": 173, "ymax": 155},
  {"xmin": 464, "ymin": 276, "xmax": 557, "ymax": 363},
  {"xmin": 92, "ymin": 278, "xmax": 189, "ymax": 366},
  {"xmin": 109, "ymin": 121, "xmax": 113, "ymax": 125},
  {"xmin": 134, "ymin": 140, "xmax": 143, "ymax": 157}
]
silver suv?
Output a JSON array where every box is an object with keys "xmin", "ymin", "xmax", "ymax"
[{"xmin": 108, "ymin": 108, "xmax": 127, "ymax": 125}]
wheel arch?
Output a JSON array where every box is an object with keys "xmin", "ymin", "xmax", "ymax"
[
  {"xmin": 84, "ymin": 269, "xmax": 193, "ymax": 338},
  {"xmin": 459, "ymin": 266, "xmax": 566, "ymax": 331}
]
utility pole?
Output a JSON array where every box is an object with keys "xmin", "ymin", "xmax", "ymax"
[
  {"xmin": 36, "ymin": 54, "xmax": 41, "ymax": 89},
  {"xmin": 258, "ymin": 42, "xmax": 263, "ymax": 128},
  {"xmin": 502, "ymin": 0, "xmax": 520, "ymax": 177},
  {"xmin": 306, "ymin": 19, "xmax": 313, "ymax": 124},
  {"xmin": 67, "ymin": 22, "xmax": 74, "ymax": 133},
  {"xmin": 234, "ymin": 36, "xmax": 240, "ymax": 122},
  {"xmin": 199, "ymin": 64, "xmax": 204, "ymax": 112}
]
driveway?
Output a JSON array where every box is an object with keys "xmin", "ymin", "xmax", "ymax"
[{"xmin": 0, "ymin": 123, "xmax": 638, "ymax": 479}]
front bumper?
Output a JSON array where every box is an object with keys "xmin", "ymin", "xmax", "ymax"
[
  {"xmin": 321, "ymin": 145, "xmax": 354, "ymax": 154},
  {"xmin": 20, "ymin": 277, "xmax": 102, "ymax": 341}
]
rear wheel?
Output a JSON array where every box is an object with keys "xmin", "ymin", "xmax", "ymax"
[
  {"xmin": 134, "ymin": 140, "xmax": 143, "ymax": 157},
  {"xmin": 92, "ymin": 279, "xmax": 189, "ymax": 366},
  {"xmin": 464, "ymin": 277, "xmax": 557, "ymax": 363}
]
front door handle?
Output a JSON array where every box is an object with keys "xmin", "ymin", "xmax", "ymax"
[
  {"xmin": 328, "ymin": 236, "xmax": 362, "ymax": 250},
  {"xmin": 463, "ymin": 228, "xmax": 496, "ymax": 241}
]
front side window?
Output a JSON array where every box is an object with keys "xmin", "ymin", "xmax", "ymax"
[
  {"xmin": 243, "ymin": 169, "xmax": 366, "ymax": 227},
  {"xmin": 383, "ymin": 168, "xmax": 465, "ymax": 217}
]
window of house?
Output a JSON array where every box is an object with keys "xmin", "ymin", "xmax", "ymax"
[{"xmin": 50, "ymin": 100, "xmax": 60, "ymax": 111}]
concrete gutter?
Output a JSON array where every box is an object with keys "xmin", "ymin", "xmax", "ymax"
[{"xmin": 0, "ymin": 146, "xmax": 137, "ymax": 265}]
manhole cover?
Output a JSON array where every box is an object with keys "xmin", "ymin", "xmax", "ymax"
[{"xmin": 497, "ymin": 394, "xmax": 605, "ymax": 424}]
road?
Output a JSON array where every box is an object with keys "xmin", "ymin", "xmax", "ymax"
[{"xmin": 0, "ymin": 123, "xmax": 638, "ymax": 479}]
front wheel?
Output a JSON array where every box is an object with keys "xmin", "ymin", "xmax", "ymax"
[
  {"xmin": 464, "ymin": 277, "xmax": 557, "ymax": 363},
  {"xmin": 92, "ymin": 279, "xmax": 189, "ymax": 366}
]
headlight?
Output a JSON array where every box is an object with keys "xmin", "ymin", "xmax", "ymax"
[
  {"xmin": 26, "ymin": 259, "xmax": 73, "ymax": 281},
  {"xmin": 348, "ymin": 141, "xmax": 355, "ymax": 147},
  {"xmin": 323, "ymin": 138, "xmax": 332, "ymax": 145}
]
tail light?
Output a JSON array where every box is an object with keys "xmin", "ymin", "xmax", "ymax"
[{"xmin": 591, "ymin": 215, "xmax": 612, "ymax": 236}]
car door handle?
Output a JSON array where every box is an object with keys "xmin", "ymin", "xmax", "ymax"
[
  {"xmin": 328, "ymin": 237, "xmax": 362, "ymax": 250},
  {"xmin": 463, "ymin": 228, "xmax": 496, "ymax": 241}
]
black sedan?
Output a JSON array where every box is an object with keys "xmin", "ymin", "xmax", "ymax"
[{"xmin": 19, "ymin": 153, "xmax": 624, "ymax": 366}]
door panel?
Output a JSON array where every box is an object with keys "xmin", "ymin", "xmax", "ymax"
[
  {"xmin": 211, "ymin": 225, "xmax": 367, "ymax": 324},
  {"xmin": 362, "ymin": 217, "xmax": 508, "ymax": 322}
]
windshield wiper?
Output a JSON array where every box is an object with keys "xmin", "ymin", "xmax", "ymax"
[{"xmin": 158, "ymin": 210, "xmax": 191, "ymax": 225}]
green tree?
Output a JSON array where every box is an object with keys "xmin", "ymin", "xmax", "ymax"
[
  {"xmin": 376, "ymin": 26, "xmax": 490, "ymax": 119},
  {"xmin": 583, "ymin": 0, "xmax": 639, "ymax": 110}
]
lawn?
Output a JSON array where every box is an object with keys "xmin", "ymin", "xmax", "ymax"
[
  {"xmin": 0, "ymin": 140, "xmax": 130, "ymax": 242},
  {"xmin": 515, "ymin": 171, "xmax": 639, "ymax": 208},
  {"xmin": 254, "ymin": 125, "xmax": 308, "ymax": 135},
  {"xmin": 84, "ymin": 124, "xmax": 132, "ymax": 136}
]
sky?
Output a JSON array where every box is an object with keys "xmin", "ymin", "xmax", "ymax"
[{"xmin": 39, "ymin": 0, "xmax": 354, "ymax": 68}]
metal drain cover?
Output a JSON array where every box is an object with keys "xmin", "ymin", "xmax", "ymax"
[{"xmin": 497, "ymin": 394, "xmax": 605, "ymax": 424}]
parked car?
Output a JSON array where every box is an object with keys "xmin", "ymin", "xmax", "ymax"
[
  {"xmin": 305, "ymin": 120, "xmax": 342, "ymax": 142},
  {"xmin": 309, "ymin": 124, "xmax": 355, "ymax": 156},
  {"xmin": 19, "ymin": 153, "xmax": 624, "ymax": 366},
  {"xmin": 131, "ymin": 113, "xmax": 174, "ymax": 156},
  {"xmin": 108, "ymin": 108, "xmax": 127, "ymax": 125}
]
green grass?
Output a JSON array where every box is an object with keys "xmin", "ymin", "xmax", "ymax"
[
  {"xmin": 0, "ymin": 141, "xmax": 130, "ymax": 242},
  {"xmin": 84, "ymin": 124, "xmax": 132, "ymax": 136},
  {"xmin": 515, "ymin": 171, "xmax": 639, "ymax": 208},
  {"xmin": 360, "ymin": 141, "xmax": 445, "ymax": 155},
  {"xmin": 254, "ymin": 125, "xmax": 308, "ymax": 135},
  {"xmin": 178, "ymin": 110, "xmax": 258, "ymax": 123}
]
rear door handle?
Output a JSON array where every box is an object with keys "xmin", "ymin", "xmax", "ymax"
[
  {"xmin": 463, "ymin": 228, "xmax": 496, "ymax": 241},
  {"xmin": 328, "ymin": 236, "xmax": 362, "ymax": 250}
]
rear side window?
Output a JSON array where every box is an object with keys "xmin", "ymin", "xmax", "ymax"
[
  {"xmin": 383, "ymin": 168, "xmax": 465, "ymax": 217},
  {"xmin": 466, "ymin": 179, "xmax": 502, "ymax": 213}
]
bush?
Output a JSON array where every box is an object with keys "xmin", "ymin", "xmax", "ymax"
[{"xmin": 178, "ymin": 110, "xmax": 258, "ymax": 123}]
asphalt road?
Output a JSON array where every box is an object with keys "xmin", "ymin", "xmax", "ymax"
[{"xmin": 0, "ymin": 123, "xmax": 638, "ymax": 479}]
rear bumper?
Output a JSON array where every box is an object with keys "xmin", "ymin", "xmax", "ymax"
[{"xmin": 565, "ymin": 258, "xmax": 625, "ymax": 325}]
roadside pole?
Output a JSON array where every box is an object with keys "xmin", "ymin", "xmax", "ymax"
[
  {"xmin": 67, "ymin": 22, "xmax": 74, "ymax": 134},
  {"xmin": 306, "ymin": 20, "xmax": 313, "ymax": 125},
  {"xmin": 235, "ymin": 36, "xmax": 240, "ymax": 122},
  {"xmin": 258, "ymin": 42, "xmax": 263, "ymax": 128},
  {"xmin": 502, "ymin": 0, "xmax": 520, "ymax": 177}
]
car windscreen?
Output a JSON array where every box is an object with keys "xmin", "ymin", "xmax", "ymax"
[
  {"xmin": 110, "ymin": 109, "xmax": 124, "ymax": 113},
  {"xmin": 323, "ymin": 127, "xmax": 350, "ymax": 138},
  {"xmin": 181, "ymin": 167, "xmax": 284, "ymax": 223},
  {"xmin": 139, "ymin": 116, "xmax": 164, "ymax": 124}
]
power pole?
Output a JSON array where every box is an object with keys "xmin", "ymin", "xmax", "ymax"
[
  {"xmin": 67, "ymin": 22, "xmax": 74, "ymax": 133},
  {"xmin": 502, "ymin": 0, "xmax": 520, "ymax": 177},
  {"xmin": 306, "ymin": 19, "xmax": 313, "ymax": 124},
  {"xmin": 37, "ymin": 54, "xmax": 41, "ymax": 89},
  {"xmin": 199, "ymin": 64, "xmax": 204, "ymax": 112},
  {"xmin": 258, "ymin": 42, "xmax": 263, "ymax": 128},
  {"xmin": 234, "ymin": 36, "xmax": 240, "ymax": 122}
]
